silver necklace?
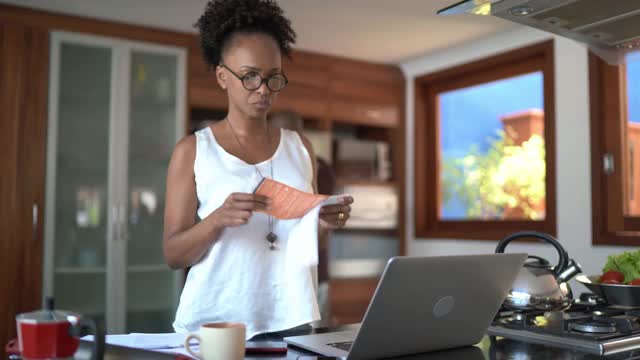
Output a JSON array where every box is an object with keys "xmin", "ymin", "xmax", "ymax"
[{"xmin": 225, "ymin": 118, "xmax": 278, "ymax": 250}]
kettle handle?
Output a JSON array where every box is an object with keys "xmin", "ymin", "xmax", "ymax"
[
  {"xmin": 69, "ymin": 316, "xmax": 105, "ymax": 360},
  {"xmin": 495, "ymin": 231, "xmax": 569, "ymax": 278}
]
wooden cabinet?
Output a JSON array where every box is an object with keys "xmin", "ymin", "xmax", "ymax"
[
  {"xmin": 188, "ymin": 39, "xmax": 227, "ymax": 110},
  {"xmin": 0, "ymin": 21, "xmax": 48, "ymax": 350},
  {"xmin": 328, "ymin": 99, "xmax": 399, "ymax": 128},
  {"xmin": 328, "ymin": 57, "xmax": 403, "ymax": 128},
  {"xmin": 329, "ymin": 278, "xmax": 379, "ymax": 325},
  {"xmin": 273, "ymin": 51, "xmax": 330, "ymax": 122}
]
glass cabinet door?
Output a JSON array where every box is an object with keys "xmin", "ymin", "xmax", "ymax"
[
  {"xmin": 45, "ymin": 37, "xmax": 113, "ymax": 328},
  {"xmin": 46, "ymin": 33, "xmax": 186, "ymax": 334},
  {"xmin": 125, "ymin": 49, "xmax": 184, "ymax": 332}
]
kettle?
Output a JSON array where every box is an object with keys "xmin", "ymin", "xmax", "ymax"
[
  {"xmin": 14, "ymin": 297, "xmax": 105, "ymax": 360},
  {"xmin": 495, "ymin": 231, "xmax": 582, "ymax": 311}
]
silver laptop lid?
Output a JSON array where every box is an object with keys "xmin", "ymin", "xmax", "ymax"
[{"xmin": 347, "ymin": 253, "xmax": 527, "ymax": 359}]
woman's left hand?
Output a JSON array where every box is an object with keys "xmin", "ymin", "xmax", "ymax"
[{"xmin": 319, "ymin": 196, "xmax": 354, "ymax": 230}]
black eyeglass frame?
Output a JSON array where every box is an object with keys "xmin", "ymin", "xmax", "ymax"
[{"xmin": 219, "ymin": 63, "xmax": 288, "ymax": 92}]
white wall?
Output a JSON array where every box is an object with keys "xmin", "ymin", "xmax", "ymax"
[{"xmin": 399, "ymin": 26, "xmax": 637, "ymax": 281}]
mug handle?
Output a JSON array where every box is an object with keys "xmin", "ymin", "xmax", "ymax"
[
  {"xmin": 185, "ymin": 334, "xmax": 203, "ymax": 359},
  {"xmin": 69, "ymin": 316, "xmax": 105, "ymax": 360}
]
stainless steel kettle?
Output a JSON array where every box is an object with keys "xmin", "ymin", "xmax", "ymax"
[{"xmin": 495, "ymin": 231, "xmax": 582, "ymax": 311}]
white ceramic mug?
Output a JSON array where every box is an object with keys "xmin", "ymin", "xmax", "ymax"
[{"xmin": 184, "ymin": 322, "xmax": 246, "ymax": 360}]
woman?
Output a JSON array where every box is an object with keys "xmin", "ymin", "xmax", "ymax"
[{"xmin": 163, "ymin": 0, "xmax": 353, "ymax": 339}]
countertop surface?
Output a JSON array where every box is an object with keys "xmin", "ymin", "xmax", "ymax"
[{"xmin": 58, "ymin": 325, "xmax": 640, "ymax": 360}]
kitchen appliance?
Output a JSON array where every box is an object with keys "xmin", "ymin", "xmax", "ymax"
[
  {"xmin": 15, "ymin": 298, "xmax": 105, "ymax": 360},
  {"xmin": 495, "ymin": 231, "xmax": 582, "ymax": 311},
  {"xmin": 488, "ymin": 293, "xmax": 640, "ymax": 355},
  {"xmin": 438, "ymin": 0, "xmax": 640, "ymax": 64},
  {"xmin": 577, "ymin": 275, "xmax": 640, "ymax": 307}
]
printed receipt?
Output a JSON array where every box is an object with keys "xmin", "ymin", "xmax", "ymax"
[{"xmin": 253, "ymin": 178, "xmax": 330, "ymax": 219}]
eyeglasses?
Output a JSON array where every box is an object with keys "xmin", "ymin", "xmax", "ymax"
[{"xmin": 219, "ymin": 64, "xmax": 288, "ymax": 92}]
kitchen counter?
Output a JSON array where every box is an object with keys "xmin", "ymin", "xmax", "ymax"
[{"xmin": 59, "ymin": 326, "xmax": 640, "ymax": 360}]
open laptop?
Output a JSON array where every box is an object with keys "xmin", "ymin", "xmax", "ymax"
[{"xmin": 284, "ymin": 253, "xmax": 527, "ymax": 359}]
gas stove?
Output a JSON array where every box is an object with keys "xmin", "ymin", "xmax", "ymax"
[{"xmin": 488, "ymin": 294, "xmax": 640, "ymax": 355}]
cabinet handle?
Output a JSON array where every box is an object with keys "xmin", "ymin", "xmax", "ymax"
[
  {"xmin": 32, "ymin": 203, "xmax": 38, "ymax": 241},
  {"xmin": 603, "ymin": 153, "xmax": 615, "ymax": 175},
  {"xmin": 112, "ymin": 205, "xmax": 119, "ymax": 242},
  {"xmin": 119, "ymin": 204, "xmax": 127, "ymax": 242}
]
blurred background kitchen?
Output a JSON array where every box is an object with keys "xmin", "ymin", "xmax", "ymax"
[{"xmin": 1, "ymin": 0, "xmax": 639, "ymax": 349}]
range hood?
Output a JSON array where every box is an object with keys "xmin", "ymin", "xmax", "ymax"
[{"xmin": 438, "ymin": 0, "xmax": 640, "ymax": 64}]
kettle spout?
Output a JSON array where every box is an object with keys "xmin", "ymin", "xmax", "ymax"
[{"xmin": 557, "ymin": 259, "xmax": 582, "ymax": 283}]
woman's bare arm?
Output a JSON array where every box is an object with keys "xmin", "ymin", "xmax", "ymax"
[
  {"xmin": 162, "ymin": 136, "xmax": 222, "ymax": 269},
  {"xmin": 162, "ymin": 136, "xmax": 270, "ymax": 269}
]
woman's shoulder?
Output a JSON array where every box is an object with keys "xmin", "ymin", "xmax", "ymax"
[
  {"xmin": 279, "ymin": 128, "xmax": 305, "ymax": 143},
  {"xmin": 171, "ymin": 134, "xmax": 197, "ymax": 165},
  {"xmin": 282, "ymin": 128, "xmax": 314, "ymax": 154}
]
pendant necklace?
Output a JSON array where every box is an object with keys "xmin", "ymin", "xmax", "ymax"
[{"xmin": 226, "ymin": 118, "xmax": 278, "ymax": 250}]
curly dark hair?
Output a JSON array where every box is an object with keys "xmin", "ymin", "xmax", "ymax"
[{"xmin": 195, "ymin": 0, "xmax": 296, "ymax": 69}]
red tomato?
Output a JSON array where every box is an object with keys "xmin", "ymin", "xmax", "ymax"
[
  {"xmin": 600, "ymin": 279, "xmax": 623, "ymax": 285},
  {"xmin": 627, "ymin": 279, "xmax": 640, "ymax": 286},
  {"xmin": 600, "ymin": 270, "xmax": 625, "ymax": 283},
  {"xmin": 601, "ymin": 279, "xmax": 623, "ymax": 285}
]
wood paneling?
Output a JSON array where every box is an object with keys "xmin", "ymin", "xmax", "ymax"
[
  {"xmin": 272, "ymin": 83, "xmax": 329, "ymax": 120},
  {"xmin": 284, "ymin": 51, "xmax": 330, "ymax": 88},
  {"xmin": 414, "ymin": 40, "xmax": 556, "ymax": 240},
  {"xmin": 328, "ymin": 57, "xmax": 403, "ymax": 128},
  {"xmin": 329, "ymin": 278, "xmax": 379, "ymax": 325},
  {"xmin": 329, "ymin": 57, "xmax": 403, "ymax": 85},
  {"xmin": 0, "ymin": 21, "xmax": 48, "ymax": 350},
  {"xmin": 187, "ymin": 40, "xmax": 227, "ymax": 110},
  {"xmin": 329, "ymin": 99, "xmax": 399, "ymax": 128},
  {"xmin": 0, "ymin": 3, "xmax": 192, "ymax": 46},
  {"xmin": 189, "ymin": 76, "xmax": 227, "ymax": 110},
  {"xmin": 0, "ymin": 2, "xmax": 194, "ymax": 136},
  {"xmin": 276, "ymin": 51, "xmax": 330, "ymax": 121}
]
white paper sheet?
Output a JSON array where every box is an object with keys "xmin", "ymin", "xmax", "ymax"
[
  {"xmin": 81, "ymin": 332, "xmax": 195, "ymax": 350},
  {"xmin": 286, "ymin": 194, "xmax": 347, "ymax": 270}
]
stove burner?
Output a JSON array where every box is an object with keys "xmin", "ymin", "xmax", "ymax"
[
  {"xmin": 568, "ymin": 319, "xmax": 617, "ymax": 334},
  {"xmin": 489, "ymin": 294, "xmax": 640, "ymax": 355}
]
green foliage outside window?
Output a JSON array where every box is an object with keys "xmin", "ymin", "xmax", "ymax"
[{"xmin": 442, "ymin": 131, "xmax": 545, "ymax": 220}]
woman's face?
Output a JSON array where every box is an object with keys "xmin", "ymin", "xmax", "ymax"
[{"xmin": 216, "ymin": 33, "xmax": 283, "ymax": 119}]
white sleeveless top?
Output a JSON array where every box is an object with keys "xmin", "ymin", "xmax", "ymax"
[{"xmin": 172, "ymin": 127, "xmax": 320, "ymax": 339}]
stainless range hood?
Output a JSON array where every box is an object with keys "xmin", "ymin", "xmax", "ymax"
[{"xmin": 438, "ymin": 0, "xmax": 640, "ymax": 64}]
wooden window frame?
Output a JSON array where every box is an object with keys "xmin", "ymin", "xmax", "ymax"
[
  {"xmin": 590, "ymin": 52, "xmax": 640, "ymax": 246},
  {"xmin": 414, "ymin": 40, "xmax": 557, "ymax": 240}
]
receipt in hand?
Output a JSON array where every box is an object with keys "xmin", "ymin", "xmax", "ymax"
[
  {"xmin": 253, "ymin": 177, "xmax": 349, "ymax": 270},
  {"xmin": 253, "ymin": 177, "xmax": 331, "ymax": 219}
]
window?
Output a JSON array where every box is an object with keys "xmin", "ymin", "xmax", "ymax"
[
  {"xmin": 414, "ymin": 41, "xmax": 556, "ymax": 239},
  {"xmin": 590, "ymin": 50, "xmax": 640, "ymax": 245}
]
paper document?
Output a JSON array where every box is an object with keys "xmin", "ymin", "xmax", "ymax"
[
  {"xmin": 254, "ymin": 178, "xmax": 329, "ymax": 219},
  {"xmin": 81, "ymin": 332, "xmax": 194, "ymax": 349}
]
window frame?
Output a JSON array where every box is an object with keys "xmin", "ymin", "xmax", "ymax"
[
  {"xmin": 590, "ymin": 52, "xmax": 640, "ymax": 246},
  {"xmin": 414, "ymin": 40, "xmax": 557, "ymax": 240}
]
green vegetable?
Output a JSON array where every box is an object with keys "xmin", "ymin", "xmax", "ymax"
[{"xmin": 603, "ymin": 250, "xmax": 640, "ymax": 283}]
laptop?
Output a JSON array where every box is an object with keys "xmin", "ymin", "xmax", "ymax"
[{"xmin": 284, "ymin": 253, "xmax": 527, "ymax": 359}]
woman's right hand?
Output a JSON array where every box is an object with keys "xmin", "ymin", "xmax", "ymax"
[{"xmin": 212, "ymin": 193, "xmax": 271, "ymax": 227}]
